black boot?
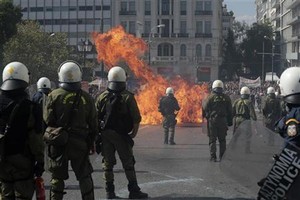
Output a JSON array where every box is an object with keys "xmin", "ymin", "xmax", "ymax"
[
  {"xmin": 106, "ymin": 182, "xmax": 121, "ymax": 199},
  {"xmin": 128, "ymin": 181, "xmax": 148, "ymax": 199}
]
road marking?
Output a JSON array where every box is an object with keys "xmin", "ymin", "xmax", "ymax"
[{"xmin": 117, "ymin": 173, "xmax": 204, "ymax": 196}]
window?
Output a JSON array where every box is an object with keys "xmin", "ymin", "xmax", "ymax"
[
  {"xmin": 162, "ymin": 0, "xmax": 170, "ymax": 15},
  {"xmin": 180, "ymin": 44, "xmax": 187, "ymax": 56},
  {"xmin": 180, "ymin": 1, "xmax": 187, "ymax": 15},
  {"xmin": 205, "ymin": 44, "xmax": 211, "ymax": 57},
  {"xmin": 180, "ymin": 21, "xmax": 187, "ymax": 33},
  {"xmin": 121, "ymin": 1, "xmax": 127, "ymax": 11},
  {"xmin": 129, "ymin": 1, "xmax": 135, "ymax": 11},
  {"xmin": 196, "ymin": 44, "xmax": 202, "ymax": 57},
  {"xmin": 144, "ymin": 21, "xmax": 151, "ymax": 34},
  {"xmin": 205, "ymin": 21, "xmax": 211, "ymax": 34},
  {"xmin": 196, "ymin": 21, "xmax": 203, "ymax": 33},
  {"xmin": 204, "ymin": 1, "xmax": 211, "ymax": 11},
  {"xmin": 121, "ymin": 21, "xmax": 127, "ymax": 31},
  {"xmin": 196, "ymin": 1, "xmax": 203, "ymax": 11},
  {"xmin": 145, "ymin": 1, "xmax": 151, "ymax": 15},
  {"xmin": 129, "ymin": 21, "xmax": 136, "ymax": 34},
  {"xmin": 158, "ymin": 43, "xmax": 174, "ymax": 56}
]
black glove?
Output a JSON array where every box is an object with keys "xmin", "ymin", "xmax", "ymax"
[
  {"xmin": 95, "ymin": 133, "xmax": 102, "ymax": 154},
  {"xmin": 227, "ymin": 121, "xmax": 233, "ymax": 127},
  {"xmin": 34, "ymin": 162, "xmax": 45, "ymax": 177}
]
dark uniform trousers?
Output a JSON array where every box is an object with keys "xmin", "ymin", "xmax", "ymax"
[
  {"xmin": 49, "ymin": 136, "xmax": 94, "ymax": 200},
  {"xmin": 163, "ymin": 114, "xmax": 176, "ymax": 144},
  {"xmin": 101, "ymin": 129, "xmax": 137, "ymax": 183},
  {"xmin": 0, "ymin": 154, "xmax": 35, "ymax": 199},
  {"xmin": 208, "ymin": 117, "xmax": 227, "ymax": 159}
]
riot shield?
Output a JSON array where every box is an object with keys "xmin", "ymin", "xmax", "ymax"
[
  {"xmin": 257, "ymin": 142, "xmax": 300, "ymax": 200},
  {"xmin": 220, "ymin": 120, "xmax": 284, "ymax": 195}
]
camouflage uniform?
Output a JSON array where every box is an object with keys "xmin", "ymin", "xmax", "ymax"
[
  {"xmin": 0, "ymin": 90, "xmax": 44, "ymax": 199},
  {"xmin": 232, "ymin": 97, "xmax": 257, "ymax": 152},
  {"xmin": 203, "ymin": 92, "xmax": 232, "ymax": 161},
  {"xmin": 158, "ymin": 94, "xmax": 180, "ymax": 144},
  {"xmin": 262, "ymin": 93, "xmax": 281, "ymax": 131},
  {"xmin": 96, "ymin": 89, "xmax": 146, "ymax": 199},
  {"xmin": 44, "ymin": 88, "xmax": 97, "ymax": 200},
  {"xmin": 232, "ymin": 98, "xmax": 257, "ymax": 131}
]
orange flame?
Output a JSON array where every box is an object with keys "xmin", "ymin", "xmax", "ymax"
[{"xmin": 93, "ymin": 26, "xmax": 208, "ymax": 125}]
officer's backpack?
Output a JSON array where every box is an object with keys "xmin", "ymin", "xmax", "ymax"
[
  {"xmin": 236, "ymin": 99, "xmax": 250, "ymax": 119},
  {"xmin": 99, "ymin": 91, "xmax": 133, "ymax": 135}
]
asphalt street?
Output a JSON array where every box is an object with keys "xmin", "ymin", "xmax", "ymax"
[{"xmin": 41, "ymin": 122, "xmax": 260, "ymax": 200}]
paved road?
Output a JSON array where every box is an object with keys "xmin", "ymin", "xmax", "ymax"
[{"xmin": 41, "ymin": 122, "xmax": 260, "ymax": 200}]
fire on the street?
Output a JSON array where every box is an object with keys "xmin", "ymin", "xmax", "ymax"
[{"xmin": 93, "ymin": 26, "xmax": 208, "ymax": 125}]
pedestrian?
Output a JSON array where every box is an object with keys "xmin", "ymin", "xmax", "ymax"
[
  {"xmin": 202, "ymin": 80, "xmax": 233, "ymax": 162},
  {"xmin": 158, "ymin": 87, "xmax": 180, "ymax": 145},
  {"xmin": 43, "ymin": 61, "xmax": 98, "ymax": 200},
  {"xmin": 262, "ymin": 87, "xmax": 281, "ymax": 132},
  {"xmin": 95, "ymin": 66, "xmax": 148, "ymax": 199},
  {"xmin": 232, "ymin": 86, "xmax": 257, "ymax": 153},
  {"xmin": 0, "ymin": 62, "xmax": 45, "ymax": 199}
]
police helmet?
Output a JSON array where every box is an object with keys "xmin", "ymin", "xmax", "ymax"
[
  {"xmin": 166, "ymin": 87, "xmax": 174, "ymax": 95},
  {"xmin": 107, "ymin": 66, "xmax": 127, "ymax": 91},
  {"xmin": 1, "ymin": 61, "xmax": 30, "ymax": 91},
  {"xmin": 212, "ymin": 80, "xmax": 224, "ymax": 93},
  {"xmin": 279, "ymin": 67, "xmax": 300, "ymax": 104},
  {"xmin": 267, "ymin": 87, "xmax": 275, "ymax": 94},
  {"xmin": 58, "ymin": 61, "xmax": 82, "ymax": 91},
  {"xmin": 240, "ymin": 86, "xmax": 250, "ymax": 99},
  {"xmin": 37, "ymin": 77, "xmax": 51, "ymax": 94}
]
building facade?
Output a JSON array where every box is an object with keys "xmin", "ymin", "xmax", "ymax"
[
  {"xmin": 13, "ymin": 0, "xmax": 112, "ymax": 72},
  {"xmin": 13, "ymin": 0, "xmax": 228, "ymax": 82},
  {"xmin": 112, "ymin": 0, "xmax": 225, "ymax": 82},
  {"xmin": 256, "ymin": 0, "xmax": 300, "ymax": 69}
]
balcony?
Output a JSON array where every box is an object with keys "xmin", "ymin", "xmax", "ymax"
[
  {"xmin": 119, "ymin": 10, "xmax": 136, "ymax": 15},
  {"xmin": 271, "ymin": 0, "xmax": 280, "ymax": 9},
  {"xmin": 286, "ymin": 52, "xmax": 299, "ymax": 60},
  {"xmin": 195, "ymin": 33, "xmax": 212, "ymax": 38},
  {"xmin": 195, "ymin": 10, "xmax": 213, "ymax": 15},
  {"xmin": 151, "ymin": 56, "xmax": 177, "ymax": 64},
  {"xmin": 288, "ymin": 16, "xmax": 300, "ymax": 26},
  {"xmin": 141, "ymin": 33, "xmax": 150, "ymax": 38},
  {"xmin": 177, "ymin": 33, "xmax": 189, "ymax": 38},
  {"xmin": 287, "ymin": 0, "xmax": 300, "ymax": 9}
]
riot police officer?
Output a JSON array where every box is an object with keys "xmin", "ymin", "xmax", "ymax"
[
  {"xmin": 158, "ymin": 87, "xmax": 180, "ymax": 145},
  {"xmin": 32, "ymin": 77, "xmax": 52, "ymax": 104},
  {"xmin": 32, "ymin": 77, "xmax": 52, "ymax": 132},
  {"xmin": 276, "ymin": 67, "xmax": 300, "ymax": 147},
  {"xmin": 262, "ymin": 87, "xmax": 281, "ymax": 132},
  {"xmin": 95, "ymin": 66, "xmax": 148, "ymax": 199},
  {"xmin": 0, "ymin": 62, "xmax": 45, "ymax": 199},
  {"xmin": 232, "ymin": 86, "xmax": 257, "ymax": 153},
  {"xmin": 43, "ymin": 61, "xmax": 97, "ymax": 200},
  {"xmin": 202, "ymin": 80, "xmax": 232, "ymax": 162},
  {"xmin": 232, "ymin": 86, "xmax": 257, "ymax": 132}
]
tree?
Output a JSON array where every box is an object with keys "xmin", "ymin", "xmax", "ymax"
[
  {"xmin": 0, "ymin": 0, "xmax": 22, "ymax": 66},
  {"xmin": 3, "ymin": 20, "xmax": 71, "ymax": 83},
  {"xmin": 220, "ymin": 28, "xmax": 241, "ymax": 81},
  {"xmin": 239, "ymin": 22, "xmax": 274, "ymax": 79}
]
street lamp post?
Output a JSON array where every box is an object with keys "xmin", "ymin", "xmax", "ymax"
[
  {"xmin": 262, "ymin": 39, "xmax": 265, "ymax": 82},
  {"xmin": 78, "ymin": 39, "xmax": 93, "ymax": 81},
  {"xmin": 77, "ymin": 39, "xmax": 93, "ymax": 68},
  {"xmin": 148, "ymin": 24, "xmax": 165, "ymax": 65}
]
